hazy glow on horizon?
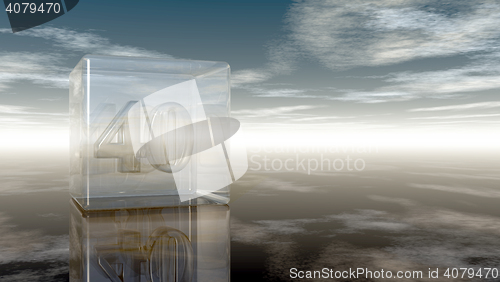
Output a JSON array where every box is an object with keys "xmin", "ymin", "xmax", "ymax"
[
  {"xmin": 1, "ymin": 126, "xmax": 498, "ymax": 151},
  {"xmin": 238, "ymin": 124, "xmax": 500, "ymax": 150},
  {"xmin": 0, "ymin": 130, "xmax": 68, "ymax": 149}
]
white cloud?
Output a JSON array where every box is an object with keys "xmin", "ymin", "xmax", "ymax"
[
  {"xmin": 253, "ymin": 219, "xmax": 317, "ymax": 235},
  {"xmin": 0, "ymin": 213, "xmax": 68, "ymax": 263},
  {"xmin": 0, "ymin": 104, "xmax": 65, "ymax": 116},
  {"xmin": 367, "ymin": 195, "xmax": 416, "ymax": 207},
  {"xmin": 233, "ymin": 105, "xmax": 323, "ymax": 119},
  {"xmin": 0, "ymin": 104, "xmax": 35, "ymax": 114},
  {"xmin": 0, "ymin": 52, "xmax": 68, "ymax": 91},
  {"xmin": 407, "ymin": 172, "xmax": 500, "ymax": 181},
  {"xmin": 408, "ymin": 183, "xmax": 500, "ymax": 198},
  {"xmin": 0, "ymin": 103, "xmax": 67, "ymax": 133},
  {"xmin": 384, "ymin": 60, "xmax": 500, "ymax": 95},
  {"xmin": 0, "ymin": 27, "xmax": 173, "ymax": 93},
  {"xmin": 38, "ymin": 97, "xmax": 62, "ymax": 101},
  {"xmin": 410, "ymin": 113, "xmax": 500, "ymax": 120},
  {"xmin": 239, "ymin": 85, "xmax": 347, "ymax": 100},
  {"xmin": 0, "ymin": 211, "xmax": 68, "ymax": 280},
  {"xmin": 291, "ymin": 116, "xmax": 355, "ymax": 122},
  {"xmin": 232, "ymin": 194, "xmax": 500, "ymax": 278},
  {"xmin": 232, "ymin": 69, "xmax": 270, "ymax": 86},
  {"xmin": 0, "ymin": 52, "xmax": 61, "ymax": 73},
  {"xmin": 409, "ymin": 101, "xmax": 500, "ymax": 112},
  {"xmin": 414, "ymin": 119, "xmax": 500, "ymax": 126},
  {"xmin": 254, "ymin": 179, "xmax": 324, "ymax": 194},
  {"xmin": 0, "ymin": 27, "xmax": 173, "ymax": 58},
  {"xmin": 232, "ymin": 41, "xmax": 297, "ymax": 88},
  {"xmin": 230, "ymin": 218, "xmax": 270, "ymax": 245},
  {"xmin": 251, "ymin": 88, "xmax": 314, "ymax": 98},
  {"xmin": 332, "ymin": 55, "xmax": 500, "ymax": 102},
  {"xmin": 0, "ymin": 71, "xmax": 68, "ymax": 90},
  {"xmin": 0, "ymin": 27, "xmax": 175, "ymax": 135},
  {"xmin": 235, "ymin": 0, "xmax": 500, "ymax": 103},
  {"xmin": 286, "ymin": 1, "xmax": 500, "ymax": 70},
  {"xmin": 231, "ymin": 216, "xmax": 325, "ymax": 246},
  {"xmin": 330, "ymin": 49, "xmax": 500, "ymax": 102},
  {"xmin": 327, "ymin": 209, "xmax": 412, "ymax": 233},
  {"xmin": 332, "ymin": 91, "xmax": 415, "ymax": 103}
]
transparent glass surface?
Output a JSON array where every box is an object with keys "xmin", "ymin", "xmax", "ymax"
[
  {"xmin": 69, "ymin": 199, "xmax": 230, "ymax": 282},
  {"xmin": 69, "ymin": 55, "xmax": 231, "ymax": 210}
]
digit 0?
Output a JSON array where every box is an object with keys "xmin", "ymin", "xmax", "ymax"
[{"xmin": 146, "ymin": 102, "xmax": 194, "ymax": 173}]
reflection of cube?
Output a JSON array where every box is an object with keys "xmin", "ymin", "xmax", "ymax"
[
  {"xmin": 69, "ymin": 200, "xmax": 230, "ymax": 282},
  {"xmin": 70, "ymin": 55, "xmax": 231, "ymax": 210}
]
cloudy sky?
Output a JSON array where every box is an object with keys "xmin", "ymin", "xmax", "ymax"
[{"xmin": 0, "ymin": 0, "xmax": 499, "ymax": 149}]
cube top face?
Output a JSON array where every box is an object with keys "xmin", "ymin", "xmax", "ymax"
[{"xmin": 70, "ymin": 55, "xmax": 231, "ymax": 210}]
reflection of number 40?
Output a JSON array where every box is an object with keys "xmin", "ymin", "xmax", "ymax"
[{"xmin": 94, "ymin": 101, "xmax": 193, "ymax": 174}]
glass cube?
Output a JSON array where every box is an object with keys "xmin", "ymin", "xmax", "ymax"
[
  {"xmin": 70, "ymin": 55, "xmax": 233, "ymax": 210},
  {"xmin": 69, "ymin": 200, "xmax": 230, "ymax": 282}
]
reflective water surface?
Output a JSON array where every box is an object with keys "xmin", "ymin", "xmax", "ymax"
[{"xmin": 0, "ymin": 149, "xmax": 499, "ymax": 281}]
